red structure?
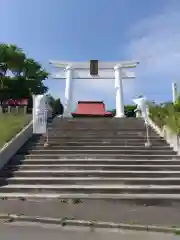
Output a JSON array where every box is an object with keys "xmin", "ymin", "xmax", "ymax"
[
  {"xmin": 4, "ymin": 99, "xmax": 28, "ymax": 106},
  {"xmin": 71, "ymin": 101, "xmax": 113, "ymax": 117}
]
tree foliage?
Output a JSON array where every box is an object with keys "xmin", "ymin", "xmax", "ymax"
[{"xmin": 0, "ymin": 43, "xmax": 48, "ymax": 103}]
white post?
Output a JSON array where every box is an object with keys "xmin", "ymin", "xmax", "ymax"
[
  {"xmin": 33, "ymin": 94, "xmax": 47, "ymax": 134},
  {"xmin": 64, "ymin": 66, "xmax": 73, "ymax": 117},
  {"xmin": 114, "ymin": 65, "xmax": 125, "ymax": 118},
  {"xmin": 172, "ymin": 82, "xmax": 178, "ymax": 104}
]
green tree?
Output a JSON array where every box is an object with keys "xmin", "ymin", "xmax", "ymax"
[{"xmin": 0, "ymin": 43, "xmax": 48, "ymax": 107}]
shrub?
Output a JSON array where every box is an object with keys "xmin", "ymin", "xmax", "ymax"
[
  {"xmin": 149, "ymin": 102, "xmax": 180, "ymax": 134},
  {"xmin": 52, "ymin": 98, "xmax": 64, "ymax": 116},
  {"xmin": 108, "ymin": 105, "xmax": 136, "ymax": 118},
  {"xmin": 124, "ymin": 105, "xmax": 136, "ymax": 117}
]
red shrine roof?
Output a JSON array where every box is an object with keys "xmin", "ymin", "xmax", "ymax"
[{"xmin": 71, "ymin": 101, "xmax": 113, "ymax": 117}]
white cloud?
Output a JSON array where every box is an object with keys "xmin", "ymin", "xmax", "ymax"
[{"xmin": 125, "ymin": 2, "xmax": 180, "ymax": 100}]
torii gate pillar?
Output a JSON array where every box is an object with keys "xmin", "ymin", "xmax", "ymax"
[
  {"xmin": 114, "ymin": 65, "xmax": 125, "ymax": 118},
  {"xmin": 64, "ymin": 66, "xmax": 73, "ymax": 117}
]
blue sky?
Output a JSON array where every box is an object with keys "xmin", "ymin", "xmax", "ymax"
[{"xmin": 1, "ymin": 0, "xmax": 180, "ymax": 110}]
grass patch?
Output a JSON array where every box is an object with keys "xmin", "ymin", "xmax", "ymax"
[
  {"xmin": 174, "ymin": 229, "xmax": 180, "ymax": 235},
  {"xmin": 0, "ymin": 113, "xmax": 32, "ymax": 148}
]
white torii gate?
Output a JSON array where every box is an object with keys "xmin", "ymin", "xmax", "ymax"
[{"xmin": 49, "ymin": 60, "xmax": 139, "ymax": 118}]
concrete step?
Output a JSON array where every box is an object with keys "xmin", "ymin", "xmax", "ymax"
[
  {"xmin": 52, "ymin": 119, "xmax": 143, "ymax": 123},
  {"xmin": 46, "ymin": 133, "xmax": 159, "ymax": 138},
  {"xmin": 13, "ymin": 154, "xmax": 179, "ymax": 160},
  {"xmin": 52, "ymin": 121, "xmax": 146, "ymax": 126},
  {"xmin": 50, "ymin": 128, "xmax": 153, "ymax": 132},
  {"xmin": 47, "ymin": 127, "xmax": 152, "ymax": 130},
  {"xmin": 47, "ymin": 129, "xmax": 157, "ymax": 134},
  {"xmin": 31, "ymin": 138, "xmax": 170, "ymax": 147},
  {"xmin": 37, "ymin": 136, "xmax": 163, "ymax": 140},
  {"xmin": 1, "ymin": 184, "xmax": 180, "ymax": 194},
  {"xmin": 52, "ymin": 124, "xmax": 149, "ymax": 128},
  {"xmin": 2, "ymin": 169, "xmax": 180, "ymax": 178},
  {"xmin": 0, "ymin": 192, "xmax": 180, "ymax": 200},
  {"xmin": 47, "ymin": 128, "xmax": 155, "ymax": 131},
  {"xmin": 51, "ymin": 122, "xmax": 146, "ymax": 125},
  {"xmin": 47, "ymin": 125, "xmax": 155, "ymax": 129},
  {"xmin": 25, "ymin": 145, "xmax": 172, "ymax": 151},
  {"xmin": 2, "ymin": 177, "xmax": 180, "ymax": 185},
  {"xmin": 50, "ymin": 121, "xmax": 151, "ymax": 125},
  {"xmin": 28, "ymin": 140, "xmax": 168, "ymax": 146},
  {"xmin": 9, "ymin": 159, "xmax": 180, "ymax": 165},
  {"xmin": 52, "ymin": 126, "xmax": 149, "ymax": 129},
  {"xmin": 5, "ymin": 164, "xmax": 180, "ymax": 171},
  {"xmin": 18, "ymin": 149, "xmax": 176, "ymax": 155}
]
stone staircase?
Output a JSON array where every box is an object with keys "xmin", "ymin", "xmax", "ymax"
[{"xmin": 0, "ymin": 117, "xmax": 180, "ymax": 200}]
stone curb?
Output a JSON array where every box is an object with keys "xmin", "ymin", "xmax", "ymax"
[
  {"xmin": 0, "ymin": 120, "xmax": 33, "ymax": 170},
  {"xmin": 0, "ymin": 214, "xmax": 179, "ymax": 234}
]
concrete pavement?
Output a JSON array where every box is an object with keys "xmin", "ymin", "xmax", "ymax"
[
  {"xmin": 0, "ymin": 221, "xmax": 179, "ymax": 240},
  {"xmin": 0, "ymin": 199, "xmax": 180, "ymax": 227}
]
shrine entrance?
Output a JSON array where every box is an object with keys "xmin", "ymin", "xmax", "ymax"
[{"xmin": 49, "ymin": 60, "xmax": 139, "ymax": 118}]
